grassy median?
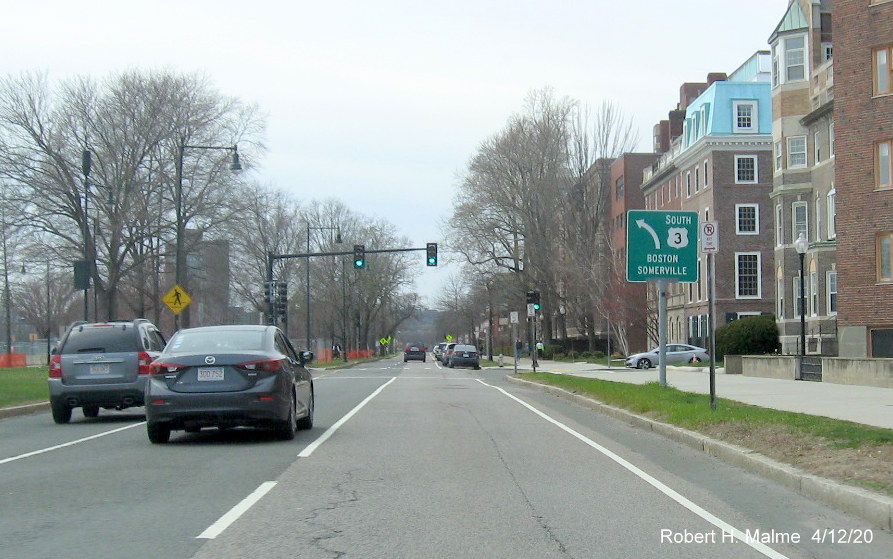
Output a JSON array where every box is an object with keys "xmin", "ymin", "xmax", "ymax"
[{"xmin": 0, "ymin": 367, "xmax": 48, "ymax": 407}]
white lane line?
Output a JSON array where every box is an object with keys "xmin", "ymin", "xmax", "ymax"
[
  {"xmin": 196, "ymin": 481, "xmax": 277, "ymax": 539},
  {"xmin": 298, "ymin": 376, "xmax": 397, "ymax": 458},
  {"xmin": 476, "ymin": 379, "xmax": 790, "ymax": 559},
  {"xmin": 0, "ymin": 422, "xmax": 146, "ymax": 466}
]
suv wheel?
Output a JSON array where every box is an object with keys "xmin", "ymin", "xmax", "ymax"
[
  {"xmin": 147, "ymin": 422, "xmax": 171, "ymax": 444},
  {"xmin": 51, "ymin": 398, "xmax": 72, "ymax": 424}
]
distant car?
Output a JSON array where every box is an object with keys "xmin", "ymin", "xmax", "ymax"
[
  {"xmin": 144, "ymin": 324, "xmax": 314, "ymax": 443},
  {"xmin": 440, "ymin": 342, "xmax": 457, "ymax": 365},
  {"xmin": 404, "ymin": 343, "xmax": 427, "ymax": 362},
  {"xmin": 624, "ymin": 344, "xmax": 709, "ymax": 369},
  {"xmin": 48, "ymin": 319, "xmax": 166, "ymax": 424},
  {"xmin": 447, "ymin": 344, "xmax": 480, "ymax": 370},
  {"xmin": 432, "ymin": 342, "xmax": 447, "ymax": 361}
]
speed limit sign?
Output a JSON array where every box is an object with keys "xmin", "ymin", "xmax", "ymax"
[{"xmin": 700, "ymin": 221, "xmax": 718, "ymax": 253}]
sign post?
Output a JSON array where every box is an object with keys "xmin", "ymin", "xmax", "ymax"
[
  {"xmin": 701, "ymin": 221, "xmax": 719, "ymax": 410},
  {"xmin": 627, "ymin": 211, "xmax": 699, "ymax": 386}
]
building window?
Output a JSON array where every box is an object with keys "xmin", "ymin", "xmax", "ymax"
[
  {"xmin": 787, "ymin": 136, "xmax": 807, "ymax": 168},
  {"xmin": 827, "ymin": 188, "xmax": 836, "ymax": 239},
  {"xmin": 829, "ymin": 122, "xmax": 835, "ymax": 156},
  {"xmin": 792, "ymin": 201, "xmax": 808, "ymax": 243},
  {"xmin": 793, "ymin": 275, "xmax": 809, "ymax": 318},
  {"xmin": 878, "ymin": 232, "xmax": 893, "ymax": 282},
  {"xmin": 736, "ymin": 253, "xmax": 761, "ymax": 298},
  {"xmin": 822, "ymin": 42, "xmax": 832, "ymax": 62},
  {"xmin": 736, "ymin": 204, "xmax": 759, "ymax": 235},
  {"xmin": 615, "ymin": 176, "xmax": 624, "ymax": 200},
  {"xmin": 815, "ymin": 194, "xmax": 822, "ymax": 242},
  {"xmin": 785, "ymin": 35, "xmax": 806, "ymax": 82},
  {"xmin": 774, "ymin": 141, "xmax": 783, "ymax": 171},
  {"xmin": 777, "ymin": 276, "xmax": 785, "ymax": 319},
  {"xmin": 735, "ymin": 155, "xmax": 757, "ymax": 183},
  {"xmin": 874, "ymin": 45, "xmax": 893, "ymax": 95},
  {"xmin": 776, "ymin": 204, "xmax": 783, "ymax": 246},
  {"xmin": 733, "ymin": 101, "xmax": 757, "ymax": 133},
  {"xmin": 827, "ymin": 270, "xmax": 837, "ymax": 315},
  {"xmin": 695, "ymin": 167, "xmax": 700, "ymax": 192},
  {"xmin": 814, "ymin": 131, "xmax": 821, "ymax": 163},
  {"xmin": 877, "ymin": 140, "xmax": 892, "ymax": 188},
  {"xmin": 686, "ymin": 172, "xmax": 692, "ymax": 197},
  {"xmin": 810, "ymin": 270, "xmax": 819, "ymax": 316},
  {"xmin": 703, "ymin": 160, "xmax": 709, "ymax": 188}
]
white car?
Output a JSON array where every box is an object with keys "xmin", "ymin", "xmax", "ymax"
[{"xmin": 624, "ymin": 344, "xmax": 709, "ymax": 369}]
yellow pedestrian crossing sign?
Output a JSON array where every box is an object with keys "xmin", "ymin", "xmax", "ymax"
[{"xmin": 163, "ymin": 285, "xmax": 192, "ymax": 314}]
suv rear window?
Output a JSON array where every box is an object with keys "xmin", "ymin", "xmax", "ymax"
[{"xmin": 62, "ymin": 326, "xmax": 141, "ymax": 353}]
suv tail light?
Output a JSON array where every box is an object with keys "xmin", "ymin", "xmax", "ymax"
[
  {"xmin": 236, "ymin": 358, "xmax": 283, "ymax": 372},
  {"xmin": 49, "ymin": 354, "xmax": 62, "ymax": 378},
  {"xmin": 138, "ymin": 351, "xmax": 154, "ymax": 375}
]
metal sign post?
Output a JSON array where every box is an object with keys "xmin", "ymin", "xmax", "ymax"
[{"xmin": 701, "ymin": 220, "xmax": 719, "ymax": 410}]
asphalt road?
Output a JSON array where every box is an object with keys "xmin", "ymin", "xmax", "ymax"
[{"xmin": 2, "ymin": 357, "xmax": 891, "ymax": 558}]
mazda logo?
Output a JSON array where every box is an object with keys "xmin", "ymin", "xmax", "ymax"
[{"xmin": 204, "ymin": 356, "xmax": 216, "ymax": 365}]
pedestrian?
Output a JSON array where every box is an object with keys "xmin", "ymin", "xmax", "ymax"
[
  {"xmin": 332, "ymin": 343, "xmax": 342, "ymax": 359},
  {"xmin": 536, "ymin": 340, "xmax": 544, "ymax": 358},
  {"xmin": 515, "ymin": 339, "xmax": 522, "ymax": 361}
]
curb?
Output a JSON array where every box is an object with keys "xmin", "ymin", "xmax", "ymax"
[
  {"xmin": 505, "ymin": 375, "xmax": 893, "ymax": 533},
  {"xmin": 0, "ymin": 401, "xmax": 49, "ymax": 420}
]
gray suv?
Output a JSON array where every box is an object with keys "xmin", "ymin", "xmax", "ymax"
[{"xmin": 48, "ymin": 319, "xmax": 166, "ymax": 423}]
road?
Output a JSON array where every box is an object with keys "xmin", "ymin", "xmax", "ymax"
[{"xmin": 1, "ymin": 357, "xmax": 891, "ymax": 558}]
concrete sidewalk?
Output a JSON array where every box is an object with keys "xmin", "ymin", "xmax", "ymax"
[{"xmin": 499, "ymin": 358, "xmax": 893, "ymax": 430}]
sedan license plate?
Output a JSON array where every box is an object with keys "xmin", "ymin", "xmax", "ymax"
[
  {"xmin": 90, "ymin": 363, "xmax": 110, "ymax": 375},
  {"xmin": 197, "ymin": 367, "xmax": 225, "ymax": 381}
]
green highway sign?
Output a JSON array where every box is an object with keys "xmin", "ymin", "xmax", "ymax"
[{"xmin": 626, "ymin": 210, "xmax": 699, "ymax": 283}]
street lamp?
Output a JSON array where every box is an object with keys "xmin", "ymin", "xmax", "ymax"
[
  {"xmin": 794, "ymin": 233, "xmax": 809, "ymax": 360},
  {"xmin": 305, "ymin": 224, "xmax": 341, "ymax": 351},
  {"xmin": 174, "ymin": 139, "xmax": 241, "ymax": 330}
]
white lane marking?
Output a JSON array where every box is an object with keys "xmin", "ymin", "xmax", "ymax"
[
  {"xmin": 298, "ymin": 377, "xmax": 397, "ymax": 458},
  {"xmin": 0, "ymin": 422, "xmax": 146, "ymax": 466},
  {"xmin": 196, "ymin": 481, "xmax": 277, "ymax": 539},
  {"xmin": 476, "ymin": 379, "xmax": 790, "ymax": 559}
]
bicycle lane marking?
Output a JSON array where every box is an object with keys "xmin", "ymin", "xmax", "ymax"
[{"xmin": 476, "ymin": 379, "xmax": 790, "ymax": 559}]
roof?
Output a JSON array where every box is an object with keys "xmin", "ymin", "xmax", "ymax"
[{"xmin": 769, "ymin": 0, "xmax": 808, "ymax": 42}]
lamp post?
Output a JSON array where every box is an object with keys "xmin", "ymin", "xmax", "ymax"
[
  {"xmin": 794, "ymin": 233, "xmax": 808, "ymax": 361},
  {"xmin": 305, "ymin": 224, "xmax": 342, "ymax": 352},
  {"xmin": 174, "ymin": 139, "xmax": 241, "ymax": 330}
]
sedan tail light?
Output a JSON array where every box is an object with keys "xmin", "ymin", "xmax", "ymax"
[
  {"xmin": 49, "ymin": 354, "xmax": 62, "ymax": 378},
  {"xmin": 138, "ymin": 351, "xmax": 154, "ymax": 375},
  {"xmin": 151, "ymin": 361, "xmax": 187, "ymax": 375},
  {"xmin": 236, "ymin": 358, "xmax": 283, "ymax": 372}
]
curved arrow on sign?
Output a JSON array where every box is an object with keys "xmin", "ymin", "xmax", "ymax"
[{"xmin": 636, "ymin": 219, "xmax": 661, "ymax": 250}]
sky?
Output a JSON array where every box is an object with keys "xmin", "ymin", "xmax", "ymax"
[{"xmin": 1, "ymin": 0, "xmax": 788, "ymax": 308}]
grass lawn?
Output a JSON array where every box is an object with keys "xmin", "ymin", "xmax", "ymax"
[
  {"xmin": 520, "ymin": 373, "xmax": 893, "ymax": 448},
  {"xmin": 0, "ymin": 367, "xmax": 48, "ymax": 407}
]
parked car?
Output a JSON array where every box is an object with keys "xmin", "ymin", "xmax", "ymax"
[
  {"xmin": 48, "ymin": 319, "xmax": 166, "ymax": 424},
  {"xmin": 432, "ymin": 342, "xmax": 447, "ymax": 361},
  {"xmin": 624, "ymin": 344, "xmax": 709, "ymax": 369},
  {"xmin": 403, "ymin": 343, "xmax": 427, "ymax": 362},
  {"xmin": 447, "ymin": 344, "xmax": 481, "ymax": 370},
  {"xmin": 440, "ymin": 342, "xmax": 457, "ymax": 365},
  {"xmin": 144, "ymin": 324, "xmax": 314, "ymax": 443}
]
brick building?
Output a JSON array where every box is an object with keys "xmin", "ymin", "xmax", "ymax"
[
  {"xmin": 768, "ymin": 0, "xmax": 837, "ymax": 355},
  {"xmin": 835, "ymin": 0, "xmax": 893, "ymax": 357},
  {"xmin": 637, "ymin": 53, "xmax": 776, "ymax": 349}
]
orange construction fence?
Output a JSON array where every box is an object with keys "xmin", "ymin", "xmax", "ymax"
[
  {"xmin": 314, "ymin": 348, "xmax": 375, "ymax": 363},
  {"xmin": 0, "ymin": 353, "xmax": 27, "ymax": 368}
]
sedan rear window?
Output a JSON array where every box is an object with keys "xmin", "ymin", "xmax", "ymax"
[{"xmin": 168, "ymin": 330, "xmax": 265, "ymax": 353}]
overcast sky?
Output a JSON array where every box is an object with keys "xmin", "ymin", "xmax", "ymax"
[{"xmin": 2, "ymin": 1, "xmax": 787, "ymax": 306}]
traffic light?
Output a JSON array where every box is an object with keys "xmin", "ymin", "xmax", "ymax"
[
  {"xmin": 353, "ymin": 244, "xmax": 366, "ymax": 269},
  {"xmin": 526, "ymin": 290, "xmax": 541, "ymax": 311},
  {"xmin": 275, "ymin": 281, "xmax": 288, "ymax": 318},
  {"xmin": 263, "ymin": 281, "xmax": 274, "ymax": 303},
  {"xmin": 426, "ymin": 243, "xmax": 438, "ymax": 266}
]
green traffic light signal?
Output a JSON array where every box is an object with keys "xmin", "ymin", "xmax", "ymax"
[
  {"xmin": 353, "ymin": 244, "xmax": 366, "ymax": 269},
  {"xmin": 426, "ymin": 243, "xmax": 437, "ymax": 266}
]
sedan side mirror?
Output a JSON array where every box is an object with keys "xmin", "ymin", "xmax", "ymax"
[{"xmin": 299, "ymin": 350, "xmax": 314, "ymax": 364}]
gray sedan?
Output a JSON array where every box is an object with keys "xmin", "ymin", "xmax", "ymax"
[
  {"xmin": 145, "ymin": 325, "xmax": 314, "ymax": 443},
  {"xmin": 624, "ymin": 344, "xmax": 709, "ymax": 369}
]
